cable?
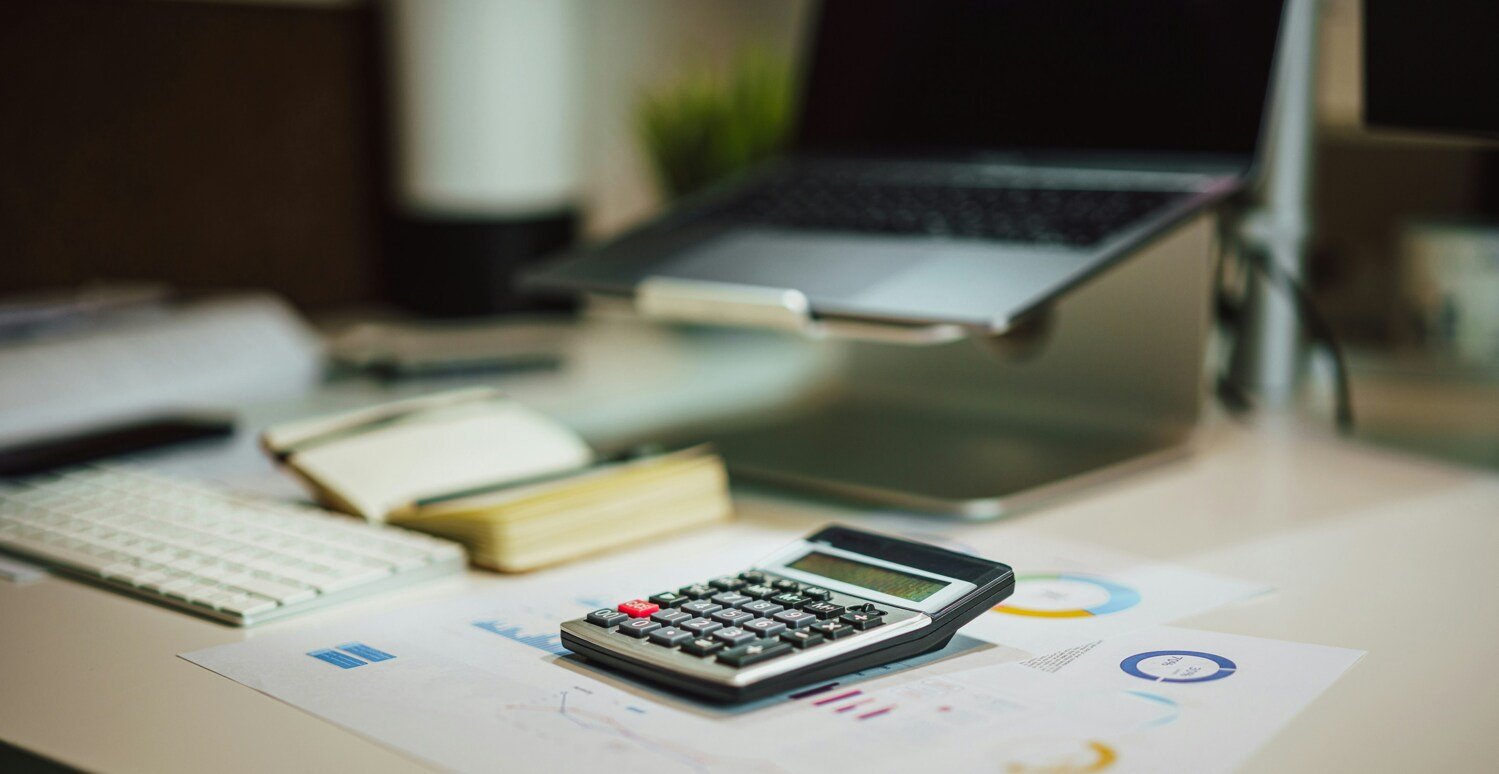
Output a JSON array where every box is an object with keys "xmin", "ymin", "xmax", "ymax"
[{"xmin": 1238, "ymin": 246, "xmax": 1356, "ymax": 434}]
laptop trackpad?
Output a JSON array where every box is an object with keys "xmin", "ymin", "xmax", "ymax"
[{"xmin": 648, "ymin": 230, "xmax": 922, "ymax": 297}]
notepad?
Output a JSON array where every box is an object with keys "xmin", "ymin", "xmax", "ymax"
[{"xmin": 262, "ymin": 388, "xmax": 733, "ymax": 572}]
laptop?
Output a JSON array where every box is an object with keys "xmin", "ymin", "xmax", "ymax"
[{"xmin": 527, "ymin": 0, "xmax": 1288, "ymax": 334}]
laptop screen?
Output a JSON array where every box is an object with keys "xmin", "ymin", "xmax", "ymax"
[{"xmin": 797, "ymin": 0, "xmax": 1285, "ymax": 163}]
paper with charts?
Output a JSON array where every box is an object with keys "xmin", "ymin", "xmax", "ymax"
[{"xmin": 181, "ymin": 525, "xmax": 1350, "ymax": 773}]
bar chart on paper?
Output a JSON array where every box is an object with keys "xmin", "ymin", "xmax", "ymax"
[
  {"xmin": 469, "ymin": 595, "xmax": 610, "ymax": 657},
  {"xmin": 473, "ymin": 619, "xmax": 570, "ymax": 656}
]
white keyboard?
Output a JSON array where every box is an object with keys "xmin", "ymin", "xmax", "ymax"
[{"xmin": 0, "ymin": 466, "xmax": 466, "ymax": 626}]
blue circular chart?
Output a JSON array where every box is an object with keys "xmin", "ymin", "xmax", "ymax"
[{"xmin": 1120, "ymin": 650, "xmax": 1238, "ymax": 683}]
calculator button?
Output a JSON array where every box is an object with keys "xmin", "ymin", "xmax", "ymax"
[
  {"xmin": 847, "ymin": 603, "xmax": 887, "ymax": 617},
  {"xmin": 812, "ymin": 620, "xmax": 855, "ymax": 640},
  {"xmin": 710, "ymin": 592, "xmax": 753, "ymax": 609},
  {"xmin": 740, "ymin": 600, "xmax": 784, "ymax": 618},
  {"xmin": 650, "ymin": 609, "xmax": 692, "ymax": 627},
  {"xmin": 743, "ymin": 618, "xmax": 786, "ymax": 638},
  {"xmin": 771, "ymin": 579, "xmax": 801, "ymax": 592},
  {"xmin": 781, "ymin": 629, "xmax": 825, "ymax": 649},
  {"xmin": 617, "ymin": 600, "xmax": 660, "ymax": 618},
  {"xmin": 741, "ymin": 584, "xmax": 778, "ymax": 600},
  {"xmin": 679, "ymin": 600, "xmax": 723, "ymax": 617},
  {"xmin": 708, "ymin": 576, "xmax": 747, "ymax": 591},
  {"xmin": 585, "ymin": 609, "xmax": 630, "ymax": 628},
  {"xmin": 712, "ymin": 627, "xmax": 756, "ymax": 647},
  {"xmin": 738, "ymin": 570, "xmax": 768, "ymax": 585},
  {"xmin": 681, "ymin": 637, "xmax": 725, "ymax": 657},
  {"xmin": 649, "ymin": 591, "xmax": 688, "ymax": 608},
  {"xmin": 679, "ymin": 584, "xmax": 715, "ymax": 599},
  {"xmin": 680, "ymin": 617, "xmax": 723, "ymax": 636},
  {"xmin": 840, "ymin": 611, "xmax": 885, "ymax": 630},
  {"xmin": 711, "ymin": 608, "xmax": 755, "ymax": 627},
  {"xmin": 801, "ymin": 601, "xmax": 845, "ymax": 620},
  {"xmin": 800, "ymin": 587, "xmax": 833, "ymax": 601},
  {"xmin": 617, "ymin": 619, "xmax": 661, "ymax": 638},
  {"xmin": 772, "ymin": 610, "xmax": 818, "ymax": 629},
  {"xmin": 717, "ymin": 640, "xmax": 793, "ymax": 667},
  {"xmin": 769, "ymin": 592, "xmax": 811, "ymax": 608},
  {"xmin": 648, "ymin": 627, "xmax": 692, "ymax": 647}
]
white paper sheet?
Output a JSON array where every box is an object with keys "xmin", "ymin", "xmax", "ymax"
[
  {"xmin": 749, "ymin": 626, "xmax": 1365, "ymax": 773},
  {"xmin": 939, "ymin": 529, "xmax": 1271, "ymax": 654},
  {"xmin": 181, "ymin": 527, "xmax": 1288, "ymax": 773}
]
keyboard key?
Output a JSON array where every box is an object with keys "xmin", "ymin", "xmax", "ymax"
[
  {"xmin": 781, "ymin": 629, "xmax": 825, "ymax": 649},
  {"xmin": 711, "ymin": 608, "xmax": 754, "ymax": 627},
  {"xmin": 617, "ymin": 600, "xmax": 660, "ymax": 618},
  {"xmin": 679, "ymin": 600, "xmax": 722, "ymax": 618},
  {"xmin": 813, "ymin": 620, "xmax": 855, "ymax": 640},
  {"xmin": 708, "ymin": 576, "xmax": 747, "ymax": 591},
  {"xmin": 717, "ymin": 640, "xmax": 793, "ymax": 667},
  {"xmin": 801, "ymin": 601, "xmax": 845, "ymax": 620},
  {"xmin": 650, "ymin": 609, "xmax": 692, "ymax": 628},
  {"xmin": 712, "ymin": 627, "xmax": 756, "ymax": 647},
  {"xmin": 771, "ymin": 579, "xmax": 801, "ymax": 592},
  {"xmin": 679, "ymin": 583, "xmax": 715, "ymax": 599},
  {"xmin": 680, "ymin": 637, "xmax": 725, "ymax": 657},
  {"xmin": 617, "ymin": 619, "xmax": 661, "ymax": 638},
  {"xmin": 741, "ymin": 584, "xmax": 778, "ymax": 600},
  {"xmin": 648, "ymin": 627, "xmax": 691, "ymax": 647},
  {"xmin": 773, "ymin": 610, "xmax": 818, "ymax": 629},
  {"xmin": 769, "ymin": 592, "xmax": 810, "ymax": 608},
  {"xmin": 840, "ymin": 611, "xmax": 885, "ymax": 630},
  {"xmin": 649, "ymin": 591, "xmax": 688, "ymax": 608},
  {"xmin": 743, "ymin": 618, "xmax": 786, "ymax": 639},
  {"xmin": 680, "ymin": 617, "xmax": 723, "ymax": 637},
  {"xmin": 740, "ymin": 600, "xmax": 784, "ymax": 618},
  {"xmin": 738, "ymin": 570, "xmax": 767, "ymax": 585},
  {"xmin": 710, "ymin": 591, "xmax": 753, "ymax": 609},
  {"xmin": 801, "ymin": 586, "xmax": 833, "ymax": 601},
  {"xmin": 586, "ymin": 609, "xmax": 629, "ymax": 628}
]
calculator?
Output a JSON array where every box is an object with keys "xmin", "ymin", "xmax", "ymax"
[{"xmin": 559, "ymin": 525, "xmax": 1014, "ymax": 702}]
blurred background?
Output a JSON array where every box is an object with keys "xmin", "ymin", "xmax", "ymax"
[{"xmin": 1, "ymin": 0, "xmax": 1495, "ymax": 470}]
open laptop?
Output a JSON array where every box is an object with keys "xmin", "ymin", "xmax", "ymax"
[{"xmin": 527, "ymin": 0, "xmax": 1287, "ymax": 334}]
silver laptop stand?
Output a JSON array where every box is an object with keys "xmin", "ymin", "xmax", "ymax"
[{"xmin": 629, "ymin": 214, "xmax": 1218, "ymax": 519}]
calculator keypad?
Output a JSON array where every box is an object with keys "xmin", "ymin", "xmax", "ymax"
[{"xmin": 575, "ymin": 570, "xmax": 917, "ymax": 676}]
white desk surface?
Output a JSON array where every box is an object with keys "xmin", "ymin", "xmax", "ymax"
[{"xmin": 2, "ymin": 321, "xmax": 1496, "ymax": 773}]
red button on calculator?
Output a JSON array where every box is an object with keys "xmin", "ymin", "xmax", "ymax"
[{"xmin": 618, "ymin": 600, "xmax": 660, "ymax": 618}]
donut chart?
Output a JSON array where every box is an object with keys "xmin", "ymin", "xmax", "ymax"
[
  {"xmin": 993, "ymin": 573, "xmax": 1142, "ymax": 618},
  {"xmin": 1120, "ymin": 650, "xmax": 1238, "ymax": 683}
]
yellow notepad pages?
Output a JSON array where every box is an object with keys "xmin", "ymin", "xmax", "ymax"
[{"xmin": 261, "ymin": 388, "xmax": 733, "ymax": 572}]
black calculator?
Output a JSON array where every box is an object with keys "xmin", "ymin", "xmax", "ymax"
[{"xmin": 560, "ymin": 525, "xmax": 1014, "ymax": 702}]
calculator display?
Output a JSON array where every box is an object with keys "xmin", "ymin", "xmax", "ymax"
[{"xmin": 786, "ymin": 551, "xmax": 948, "ymax": 602}]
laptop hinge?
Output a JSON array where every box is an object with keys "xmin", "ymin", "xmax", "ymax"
[{"xmin": 634, "ymin": 276, "xmax": 970, "ymax": 345}]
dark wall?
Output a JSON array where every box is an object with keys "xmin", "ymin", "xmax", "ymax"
[{"xmin": 0, "ymin": 0, "xmax": 386, "ymax": 310}]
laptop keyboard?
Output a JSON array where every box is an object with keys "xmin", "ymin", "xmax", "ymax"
[{"xmin": 697, "ymin": 173, "xmax": 1185, "ymax": 247}]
